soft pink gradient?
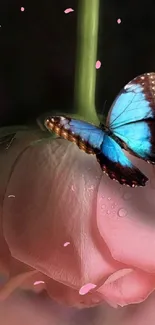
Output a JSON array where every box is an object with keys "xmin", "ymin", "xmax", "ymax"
[{"xmin": 0, "ymin": 133, "xmax": 155, "ymax": 310}]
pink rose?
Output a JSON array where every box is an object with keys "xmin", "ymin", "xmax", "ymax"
[{"xmin": 0, "ymin": 131, "xmax": 155, "ymax": 308}]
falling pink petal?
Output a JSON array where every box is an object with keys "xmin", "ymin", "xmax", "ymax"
[
  {"xmin": 20, "ymin": 7, "xmax": 25, "ymax": 12},
  {"xmin": 79, "ymin": 283, "xmax": 97, "ymax": 295},
  {"xmin": 95, "ymin": 60, "xmax": 101, "ymax": 69},
  {"xmin": 64, "ymin": 8, "xmax": 74, "ymax": 14},
  {"xmin": 33, "ymin": 281, "xmax": 45, "ymax": 286},
  {"xmin": 63, "ymin": 242, "xmax": 70, "ymax": 247},
  {"xmin": 117, "ymin": 18, "xmax": 121, "ymax": 24}
]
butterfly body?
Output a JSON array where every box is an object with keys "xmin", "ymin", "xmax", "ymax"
[{"xmin": 44, "ymin": 72, "xmax": 155, "ymax": 187}]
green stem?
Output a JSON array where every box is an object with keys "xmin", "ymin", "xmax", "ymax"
[{"xmin": 74, "ymin": 0, "xmax": 100, "ymax": 124}]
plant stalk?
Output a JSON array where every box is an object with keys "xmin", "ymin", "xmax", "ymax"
[{"xmin": 74, "ymin": 0, "xmax": 100, "ymax": 124}]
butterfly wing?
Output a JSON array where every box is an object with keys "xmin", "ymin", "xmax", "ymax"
[
  {"xmin": 45, "ymin": 115, "xmax": 147, "ymax": 187},
  {"xmin": 96, "ymin": 134, "xmax": 148, "ymax": 187},
  {"xmin": 106, "ymin": 72, "xmax": 155, "ymax": 163},
  {"xmin": 44, "ymin": 116, "xmax": 104, "ymax": 154}
]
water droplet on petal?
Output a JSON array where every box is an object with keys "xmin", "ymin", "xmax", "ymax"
[
  {"xmin": 101, "ymin": 204, "xmax": 106, "ymax": 210},
  {"xmin": 118, "ymin": 208, "xmax": 127, "ymax": 217},
  {"xmin": 123, "ymin": 192, "xmax": 132, "ymax": 200},
  {"xmin": 79, "ymin": 283, "xmax": 97, "ymax": 295},
  {"xmin": 107, "ymin": 210, "xmax": 110, "ymax": 215},
  {"xmin": 87, "ymin": 185, "xmax": 94, "ymax": 191},
  {"xmin": 107, "ymin": 197, "xmax": 111, "ymax": 201}
]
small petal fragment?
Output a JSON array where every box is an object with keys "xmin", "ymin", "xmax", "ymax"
[
  {"xmin": 79, "ymin": 283, "xmax": 97, "ymax": 295},
  {"xmin": 64, "ymin": 8, "xmax": 74, "ymax": 14}
]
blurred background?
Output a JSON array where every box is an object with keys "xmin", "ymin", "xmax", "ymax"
[{"xmin": 0, "ymin": 0, "xmax": 155, "ymax": 126}]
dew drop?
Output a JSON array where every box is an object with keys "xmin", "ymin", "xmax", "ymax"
[
  {"xmin": 101, "ymin": 204, "xmax": 106, "ymax": 210},
  {"xmin": 87, "ymin": 185, "xmax": 94, "ymax": 191},
  {"xmin": 107, "ymin": 210, "xmax": 110, "ymax": 215},
  {"xmin": 118, "ymin": 208, "xmax": 127, "ymax": 217},
  {"xmin": 107, "ymin": 197, "xmax": 111, "ymax": 201},
  {"xmin": 111, "ymin": 202, "xmax": 117, "ymax": 209},
  {"xmin": 123, "ymin": 192, "xmax": 132, "ymax": 200}
]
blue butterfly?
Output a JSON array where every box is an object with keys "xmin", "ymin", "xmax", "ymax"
[{"xmin": 44, "ymin": 72, "xmax": 155, "ymax": 187}]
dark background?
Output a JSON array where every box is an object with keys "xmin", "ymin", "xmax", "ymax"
[{"xmin": 0, "ymin": 0, "xmax": 155, "ymax": 126}]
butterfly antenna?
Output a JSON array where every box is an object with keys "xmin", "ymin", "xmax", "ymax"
[{"xmin": 99, "ymin": 100, "xmax": 107, "ymax": 127}]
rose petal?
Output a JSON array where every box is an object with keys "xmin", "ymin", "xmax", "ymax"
[
  {"xmin": 104, "ymin": 268, "xmax": 133, "ymax": 285},
  {"xmin": 3, "ymin": 139, "xmax": 124, "ymax": 292},
  {"xmin": 98, "ymin": 270, "xmax": 155, "ymax": 307},
  {"xmin": 97, "ymin": 154, "xmax": 155, "ymax": 272},
  {"xmin": 46, "ymin": 278, "xmax": 102, "ymax": 307}
]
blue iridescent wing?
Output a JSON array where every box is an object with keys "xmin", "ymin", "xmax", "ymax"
[
  {"xmin": 44, "ymin": 115, "xmax": 148, "ymax": 187},
  {"xmin": 107, "ymin": 72, "xmax": 155, "ymax": 163},
  {"xmin": 44, "ymin": 116, "xmax": 104, "ymax": 154},
  {"xmin": 96, "ymin": 134, "xmax": 147, "ymax": 187}
]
